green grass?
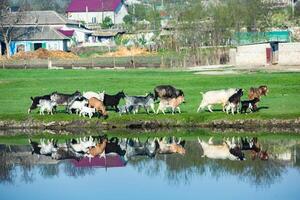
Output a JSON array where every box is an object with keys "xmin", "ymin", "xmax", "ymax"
[{"xmin": 0, "ymin": 69, "xmax": 299, "ymax": 124}]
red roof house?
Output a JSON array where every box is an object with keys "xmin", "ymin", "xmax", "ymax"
[{"xmin": 66, "ymin": 0, "xmax": 128, "ymax": 24}]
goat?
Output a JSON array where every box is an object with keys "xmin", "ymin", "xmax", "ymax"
[
  {"xmin": 156, "ymin": 95, "xmax": 184, "ymax": 114},
  {"xmin": 87, "ymin": 138, "xmax": 107, "ymax": 158},
  {"xmin": 38, "ymin": 99, "xmax": 57, "ymax": 115},
  {"xmin": 28, "ymin": 93, "xmax": 53, "ymax": 114},
  {"xmin": 88, "ymin": 97, "xmax": 108, "ymax": 119},
  {"xmin": 197, "ymin": 88, "xmax": 239, "ymax": 112},
  {"xmin": 248, "ymin": 85, "xmax": 268, "ymax": 100},
  {"xmin": 103, "ymin": 91, "xmax": 125, "ymax": 112},
  {"xmin": 225, "ymin": 89, "xmax": 243, "ymax": 115},
  {"xmin": 198, "ymin": 137, "xmax": 244, "ymax": 160},
  {"xmin": 124, "ymin": 93, "xmax": 156, "ymax": 114},
  {"xmin": 241, "ymin": 98, "xmax": 260, "ymax": 114},
  {"xmin": 156, "ymin": 137, "xmax": 186, "ymax": 155},
  {"xmin": 69, "ymin": 99, "xmax": 88, "ymax": 114},
  {"xmin": 154, "ymin": 85, "xmax": 184, "ymax": 100},
  {"xmin": 79, "ymin": 106, "xmax": 96, "ymax": 118},
  {"xmin": 83, "ymin": 91, "xmax": 105, "ymax": 101},
  {"xmin": 50, "ymin": 91, "xmax": 82, "ymax": 112}
]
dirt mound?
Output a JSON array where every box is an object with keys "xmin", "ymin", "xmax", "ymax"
[
  {"xmin": 12, "ymin": 48, "xmax": 78, "ymax": 60},
  {"xmin": 101, "ymin": 46, "xmax": 151, "ymax": 57}
]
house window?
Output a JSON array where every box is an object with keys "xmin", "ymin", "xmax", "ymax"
[
  {"xmin": 92, "ymin": 17, "xmax": 97, "ymax": 23},
  {"xmin": 34, "ymin": 43, "xmax": 42, "ymax": 50}
]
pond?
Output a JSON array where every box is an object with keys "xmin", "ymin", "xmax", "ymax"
[{"xmin": 0, "ymin": 131, "xmax": 300, "ymax": 200}]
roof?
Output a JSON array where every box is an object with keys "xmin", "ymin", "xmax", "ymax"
[
  {"xmin": 9, "ymin": 26, "xmax": 70, "ymax": 41},
  {"xmin": 92, "ymin": 29, "xmax": 125, "ymax": 37},
  {"xmin": 4, "ymin": 11, "xmax": 78, "ymax": 26},
  {"xmin": 57, "ymin": 29, "xmax": 75, "ymax": 37},
  {"xmin": 233, "ymin": 31, "xmax": 291, "ymax": 45},
  {"xmin": 67, "ymin": 0, "xmax": 122, "ymax": 12},
  {"xmin": 70, "ymin": 155, "xmax": 126, "ymax": 168}
]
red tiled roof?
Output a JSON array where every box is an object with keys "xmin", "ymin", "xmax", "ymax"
[
  {"xmin": 57, "ymin": 29, "xmax": 75, "ymax": 37},
  {"xmin": 70, "ymin": 155, "xmax": 126, "ymax": 168},
  {"xmin": 66, "ymin": 0, "xmax": 122, "ymax": 12}
]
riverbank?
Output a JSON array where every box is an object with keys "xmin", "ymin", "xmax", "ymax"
[{"xmin": 1, "ymin": 118, "xmax": 299, "ymax": 135}]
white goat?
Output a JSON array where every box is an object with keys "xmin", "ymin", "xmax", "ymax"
[
  {"xmin": 197, "ymin": 88, "xmax": 239, "ymax": 112},
  {"xmin": 69, "ymin": 99, "xmax": 88, "ymax": 114},
  {"xmin": 156, "ymin": 95, "xmax": 184, "ymax": 115},
  {"xmin": 83, "ymin": 91, "xmax": 105, "ymax": 101},
  {"xmin": 79, "ymin": 106, "xmax": 96, "ymax": 118},
  {"xmin": 38, "ymin": 99, "xmax": 56, "ymax": 115},
  {"xmin": 39, "ymin": 138, "xmax": 57, "ymax": 155},
  {"xmin": 198, "ymin": 137, "xmax": 238, "ymax": 160}
]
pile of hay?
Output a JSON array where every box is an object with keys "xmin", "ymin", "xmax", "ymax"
[
  {"xmin": 12, "ymin": 48, "xmax": 78, "ymax": 60},
  {"xmin": 101, "ymin": 46, "xmax": 151, "ymax": 57}
]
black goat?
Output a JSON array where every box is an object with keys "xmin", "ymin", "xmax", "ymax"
[
  {"xmin": 105, "ymin": 137, "xmax": 126, "ymax": 156},
  {"xmin": 28, "ymin": 93, "xmax": 54, "ymax": 114},
  {"xmin": 50, "ymin": 90, "xmax": 82, "ymax": 112},
  {"xmin": 241, "ymin": 98, "xmax": 260, "ymax": 113},
  {"xmin": 226, "ymin": 88, "xmax": 243, "ymax": 115},
  {"xmin": 103, "ymin": 91, "xmax": 125, "ymax": 112},
  {"xmin": 28, "ymin": 139, "xmax": 41, "ymax": 155},
  {"xmin": 154, "ymin": 85, "xmax": 184, "ymax": 100}
]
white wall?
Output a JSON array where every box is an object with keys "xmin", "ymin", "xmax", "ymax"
[
  {"xmin": 115, "ymin": 4, "xmax": 128, "ymax": 24},
  {"xmin": 234, "ymin": 43, "xmax": 271, "ymax": 67},
  {"xmin": 68, "ymin": 11, "xmax": 115, "ymax": 24},
  {"xmin": 67, "ymin": 4, "xmax": 128, "ymax": 24},
  {"xmin": 278, "ymin": 43, "xmax": 300, "ymax": 66}
]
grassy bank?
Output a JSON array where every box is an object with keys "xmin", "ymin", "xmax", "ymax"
[{"xmin": 0, "ymin": 69, "xmax": 299, "ymax": 125}]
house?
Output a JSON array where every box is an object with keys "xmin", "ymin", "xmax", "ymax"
[
  {"xmin": 0, "ymin": 10, "xmax": 92, "ymax": 56},
  {"xmin": 66, "ymin": 0, "xmax": 128, "ymax": 25},
  {"xmin": 229, "ymin": 31, "xmax": 298, "ymax": 66}
]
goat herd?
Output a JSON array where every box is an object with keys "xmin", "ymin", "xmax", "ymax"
[
  {"xmin": 28, "ymin": 135, "xmax": 268, "ymax": 164},
  {"xmin": 28, "ymin": 85, "xmax": 269, "ymax": 118}
]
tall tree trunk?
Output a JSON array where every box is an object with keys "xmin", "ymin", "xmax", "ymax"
[{"xmin": 3, "ymin": 36, "xmax": 10, "ymax": 59}]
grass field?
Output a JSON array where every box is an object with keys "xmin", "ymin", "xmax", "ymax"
[{"xmin": 0, "ymin": 69, "xmax": 299, "ymax": 124}]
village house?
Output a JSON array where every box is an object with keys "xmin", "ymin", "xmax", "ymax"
[
  {"xmin": 229, "ymin": 31, "xmax": 300, "ymax": 66},
  {"xmin": 66, "ymin": 0, "xmax": 128, "ymax": 25},
  {"xmin": 0, "ymin": 10, "xmax": 92, "ymax": 56}
]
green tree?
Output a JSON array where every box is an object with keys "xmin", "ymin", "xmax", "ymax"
[{"xmin": 101, "ymin": 16, "xmax": 113, "ymax": 29}]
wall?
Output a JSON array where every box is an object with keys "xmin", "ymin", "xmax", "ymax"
[
  {"xmin": 68, "ymin": 11, "xmax": 115, "ymax": 24},
  {"xmin": 67, "ymin": 4, "xmax": 128, "ymax": 24},
  {"xmin": 11, "ymin": 40, "xmax": 65, "ymax": 55},
  {"xmin": 232, "ymin": 43, "xmax": 271, "ymax": 67},
  {"xmin": 114, "ymin": 4, "xmax": 128, "ymax": 24},
  {"xmin": 278, "ymin": 43, "xmax": 300, "ymax": 66}
]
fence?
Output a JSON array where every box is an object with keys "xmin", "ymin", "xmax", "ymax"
[{"xmin": 0, "ymin": 48, "xmax": 230, "ymax": 69}]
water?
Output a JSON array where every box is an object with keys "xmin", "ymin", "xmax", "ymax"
[{"xmin": 0, "ymin": 137, "xmax": 300, "ymax": 200}]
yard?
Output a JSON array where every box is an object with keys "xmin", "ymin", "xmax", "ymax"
[{"xmin": 0, "ymin": 69, "xmax": 299, "ymax": 125}]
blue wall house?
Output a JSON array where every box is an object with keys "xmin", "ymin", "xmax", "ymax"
[
  {"xmin": 0, "ymin": 10, "xmax": 90, "ymax": 56},
  {"xmin": 7, "ymin": 26, "xmax": 70, "ymax": 56}
]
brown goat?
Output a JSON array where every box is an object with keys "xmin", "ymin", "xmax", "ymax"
[
  {"xmin": 88, "ymin": 138, "xmax": 107, "ymax": 157},
  {"xmin": 88, "ymin": 97, "xmax": 108, "ymax": 119},
  {"xmin": 248, "ymin": 85, "xmax": 268, "ymax": 100}
]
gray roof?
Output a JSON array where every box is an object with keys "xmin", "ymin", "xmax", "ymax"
[
  {"xmin": 9, "ymin": 26, "xmax": 70, "ymax": 41},
  {"xmin": 4, "ymin": 10, "xmax": 79, "ymax": 26}
]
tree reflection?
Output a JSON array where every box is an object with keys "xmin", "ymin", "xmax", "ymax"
[
  {"xmin": 0, "ymin": 141, "xmax": 299, "ymax": 187},
  {"xmin": 129, "ymin": 141, "xmax": 289, "ymax": 187}
]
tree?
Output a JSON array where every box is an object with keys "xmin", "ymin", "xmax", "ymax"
[
  {"xmin": 0, "ymin": 1, "xmax": 37, "ymax": 58},
  {"xmin": 101, "ymin": 17, "xmax": 113, "ymax": 29}
]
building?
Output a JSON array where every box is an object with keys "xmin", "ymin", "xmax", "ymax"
[
  {"xmin": 0, "ymin": 10, "xmax": 92, "ymax": 56},
  {"xmin": 229, "ymin": 31, "xmax": 300, "ymax": 66},
  {"xmin": 66, "ymin": 0, "xmax": 128, "ymax": 25}
]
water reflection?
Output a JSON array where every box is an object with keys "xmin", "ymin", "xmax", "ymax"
[{"xmin": 0, "ymin": 139, "xmax": 299, "ymax": 188}]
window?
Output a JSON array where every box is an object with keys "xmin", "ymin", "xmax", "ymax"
[{"xmin": 92, "ymin": 17, "xmax": 97, "ymax": 23}]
